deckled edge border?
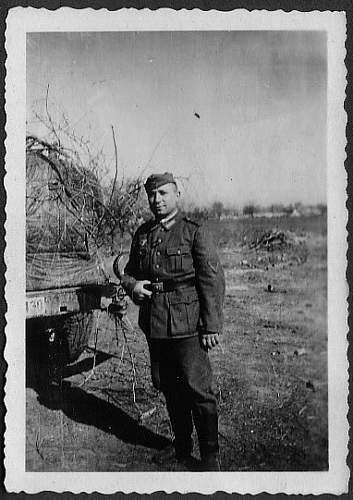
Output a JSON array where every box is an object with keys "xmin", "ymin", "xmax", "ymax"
[{"xmin": 2, "ymin": 3, "xmax": 351, "ymax": 497}]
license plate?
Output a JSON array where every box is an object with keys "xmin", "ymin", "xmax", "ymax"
[
  {"xmin": 26, "ymin": 295, "xmax": 46, "ymax": 317},
  {"xmin": 26, "ymin": 287, "xmax": 100, "ymax": 319}
]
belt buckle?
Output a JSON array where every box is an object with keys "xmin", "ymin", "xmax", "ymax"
[{"xmin": 152, "ymin": 282, "xmax": 164, "ymax": 294}]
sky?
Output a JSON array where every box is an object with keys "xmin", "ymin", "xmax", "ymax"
[{"xmin": 26, "ymin": 31, "xmax": 327, "ymax": 208}]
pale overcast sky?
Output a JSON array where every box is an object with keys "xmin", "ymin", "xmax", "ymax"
[{"xmin": 27, "ymin": 31, "xmax": 327, "ymax": 208}]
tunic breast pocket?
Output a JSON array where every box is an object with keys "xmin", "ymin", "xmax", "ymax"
[{"xmin": 165, "ymin": 245, "xmax": 193, "ymax": 273}]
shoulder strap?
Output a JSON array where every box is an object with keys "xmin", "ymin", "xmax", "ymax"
[{"xmin": 183, "ymin": 216, "xmax": 201, "ymax": 227}]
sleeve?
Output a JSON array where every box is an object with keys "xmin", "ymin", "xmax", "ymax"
[
  {"xmin": 118, "ymin": 231, "xmax": 139, "ymax": 297},
  {"xmin": 192, "ymin": 223, "xmax": 225, "ymax": 334}
]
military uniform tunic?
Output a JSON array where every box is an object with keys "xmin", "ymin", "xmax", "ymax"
[
  {"xmin": 120, "ymin": 209, "xmax": 224, "ymax": 463},
  {"xmin": 121, "ymin": 211, "xmax": 225, "ymax": 339}
]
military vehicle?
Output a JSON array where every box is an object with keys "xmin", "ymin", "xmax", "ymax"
[{"xmin": 26, "ymin": 136, "xmax": 121, "ymax": 377}]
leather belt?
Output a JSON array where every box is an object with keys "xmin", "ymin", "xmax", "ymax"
[{"xmin": 146, "ymin": 277, "xmax": 196, "ymax": 294}]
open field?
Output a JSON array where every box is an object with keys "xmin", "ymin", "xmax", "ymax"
[{"xmin": 26, "ymin": 215, "xmax": 327, "ymax": 471}]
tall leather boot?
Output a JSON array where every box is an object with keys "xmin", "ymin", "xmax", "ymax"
[
  {"xmin": 199, "ymin": 452, "xmax": 221, "ymax": 471},
  {"xmin": 192, "ymin": 406, "xmax": 220, "ymax": 470}
]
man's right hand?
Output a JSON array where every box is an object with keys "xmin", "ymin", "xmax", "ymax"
[{"xmin": 132, "ymin": 280, "xmax": 152, "ymax": 304}]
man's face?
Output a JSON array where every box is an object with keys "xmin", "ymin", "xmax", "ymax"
[{"xmin": 148, "ymin": 182, "xmax": 179, "ymax": 219}]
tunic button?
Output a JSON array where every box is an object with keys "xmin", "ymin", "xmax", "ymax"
[
  {"xmin": 158, "ymin": 238, "xmax": 162, "ymax": 243},
  {"xmin": 156, "ymin": 251, "xmax": 161, "ymax": 256},
  {"xmin": 156, "ymin": 264, "xmax": 160, "ymax": 269},
  {"xmin": 177, "ymin": 249, "xmax": 181, "ymax": 255}
]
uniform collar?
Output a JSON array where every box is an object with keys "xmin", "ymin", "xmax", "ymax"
[
  {"xmin": 160, "ymin": 209, "xmax": 179, "ymax": 231},
  {"xmin": 148, "ymin": 209, "xmax": 180, "ymax": 232}
]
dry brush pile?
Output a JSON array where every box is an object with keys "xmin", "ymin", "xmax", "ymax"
[{"xmin": 26, "ymin": 106, "xmax": 157, "ymax": 424}]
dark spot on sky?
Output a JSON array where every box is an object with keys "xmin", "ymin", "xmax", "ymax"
[{"xmin": 194, "ymin": 112, "xmax": 200, "ymax": 119}]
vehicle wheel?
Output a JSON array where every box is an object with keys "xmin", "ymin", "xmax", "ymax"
[
  {"xmin": 26, "ymin": 312, "xmax": 96, "ymax": 390},
  {"xmin": 60, "ymin": 311, "xmax": 97, "ymax": 364},
  {"xmin": 26, "ymin": 317, "xmax": 54, "ymax": 391}
]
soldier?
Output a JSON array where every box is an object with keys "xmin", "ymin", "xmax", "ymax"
[{"xmin": 116, "ymin": 172, "xmax": 225, "ymax": 471}]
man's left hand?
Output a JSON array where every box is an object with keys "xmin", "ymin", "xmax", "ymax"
[{"xmin": 201, "ymin": 333, "xmax": 219, "ymax": 351}]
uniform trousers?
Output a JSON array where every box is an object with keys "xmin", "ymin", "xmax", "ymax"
[{"xmin": 148, "ymin": 335, "xmax": 219, "ymax": 459}]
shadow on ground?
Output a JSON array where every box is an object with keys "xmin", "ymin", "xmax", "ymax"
[
  {"xmin": 37, "ymin": 381, "xmax": 170, "ymax": 451},
  {"xmin": 26, "ymin": 329, "xmax": 171, "ymax": 453}
]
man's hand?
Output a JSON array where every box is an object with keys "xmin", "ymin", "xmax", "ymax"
[
  {"xmin": 201, "ymin": 333, "xmax": 219, "ymax": 351},
  {"xmin": 132, "ymin": 280, "xmax": 152, "ymax": 304}
]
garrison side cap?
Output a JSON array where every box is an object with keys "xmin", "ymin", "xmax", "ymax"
[{"xmin": 144, "ymin": 172, "xmax": 176, "ymax": 194}]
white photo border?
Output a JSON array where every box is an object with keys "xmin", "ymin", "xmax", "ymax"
[{"xmin": 4, "ymin": 7, "xmax": 348, "ymax": 494}]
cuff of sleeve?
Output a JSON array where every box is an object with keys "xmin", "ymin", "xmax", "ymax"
[{"xmin": 120, "ymin": 276, "xmax": 137, "ymax": 298}]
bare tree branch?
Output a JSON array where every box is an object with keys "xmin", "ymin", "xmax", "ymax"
[
  {"xmin": 109, "ymin": 125, "xmax": 118, "ymax": 208},
  {"xmin": 45, "ymin": 84, "xmax": 61, "ymax": 147}
]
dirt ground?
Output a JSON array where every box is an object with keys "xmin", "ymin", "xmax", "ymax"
[{"xmin": 26, "ymin": 215, "xmax": 327, "ymax": 472}]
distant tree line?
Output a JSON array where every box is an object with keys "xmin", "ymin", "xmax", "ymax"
[{"xmin": 184, "ymin": 201, "xmax": 327, "ymax": 220}]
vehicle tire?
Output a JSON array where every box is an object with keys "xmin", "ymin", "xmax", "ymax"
[
  {"xmin": 26, "ymin": 317, "xmax": 54, "ymax": 391},
  {"xmin": 26, "ymin": 312, "xmax": 96, "ymax": 390},
  {"xmin": 60, "ymin": 311, "xmax": 97, "ymax": 364}
]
